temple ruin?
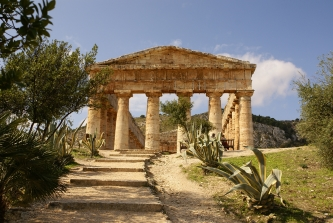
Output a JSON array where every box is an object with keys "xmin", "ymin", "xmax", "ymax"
[{"xmin": 86, "ymin": 46, "xmax": 256, "ymax": 152}]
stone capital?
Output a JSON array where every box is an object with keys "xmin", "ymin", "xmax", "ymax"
[
  {"xmin": 176, "ymin": 91, "xmax": 193, "ymax": 98},
  {"xmin": 235, "ymin": 90, "xmax": 254, "ymax": 98},
  {"xmin": 206, "ymin": 91, "xmax": 223, "ymax": 98},
  {"xmin": 145, "ymin": 90, "xmax": 162, "ymax": 98},
  {"xmin": 114, "ymin": 90, "xmax": 133, "ymax": 98}
]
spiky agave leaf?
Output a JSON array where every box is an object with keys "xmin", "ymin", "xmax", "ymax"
[
  {"xmin": 225, "ymin": 183, "xmax": 261, "ymax": 201},
  {"xmin": 201, "ymin": 166, "xmax": 240, "ymax": 185},
  {"xmin": 228, "ymin": 162, "xmax": 262, "ymax": 192},
  {"xmin": 250, "ymin": 147, "xmax": 266, "ymax": 184}
]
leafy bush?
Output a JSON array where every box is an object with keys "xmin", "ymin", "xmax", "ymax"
[
  {"xmin": 202, "ymin": 147, "xmax": 284, "ymax": 212},
  {"xmin": 295, "ymin": 52, "xmax": 333, "ymax": 169}
]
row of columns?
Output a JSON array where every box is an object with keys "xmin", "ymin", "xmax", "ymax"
[
  {"xmin": 87, "ymin": 90, "xmax": 254, "ymax": 152},
  {"xmin": 223, "ymin": 91, "xmax": 254, "ymax": 150}
]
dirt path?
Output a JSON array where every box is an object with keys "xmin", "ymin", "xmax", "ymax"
[{"xmin": 147, "ymin": 147, "xmax": 300, "ymax": 223}]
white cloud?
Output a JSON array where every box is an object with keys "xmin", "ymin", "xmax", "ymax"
[
  {"xmin": 170, "ymin": 39, "xmax": 182, "ymax": 47},
  {"xmin": 129, "ymin": 94, "xmax": 147, "ymax": 117},
  {"xmin": 214, "ymin": 44, "xmax": 228, "ymax": 52},
  {"xmin": 221, "ymin": 52, "xmax": 303, "ymax": 107}
]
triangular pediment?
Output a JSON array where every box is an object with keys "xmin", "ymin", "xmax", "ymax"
[{"xmin": 96, "ymin": 46, "xmax": 256, "ymax": 70}]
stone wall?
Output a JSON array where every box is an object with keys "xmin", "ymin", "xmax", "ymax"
[{"xmin": 159, "ymin": 130, "xmax": 177, "ymax": 153}]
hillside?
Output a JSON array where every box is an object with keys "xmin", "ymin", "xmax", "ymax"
[{"xmin": 134, "ymin": 111, "xmax": 306, "ymax": 148}]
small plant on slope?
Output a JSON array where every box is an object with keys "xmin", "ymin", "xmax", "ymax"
[{"xmin": 202, "ymin": 147, "xmax": 284, "ymax": 212}]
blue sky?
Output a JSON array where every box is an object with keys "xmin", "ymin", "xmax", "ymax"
[{"xmin": 47, "ymin": 1, "xmax": 333, "ymax": 126}]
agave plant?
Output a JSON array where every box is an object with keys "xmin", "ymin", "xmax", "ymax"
[
  {"xmin": 203, "ymin": 147, "xmax": 284, "ymax": 212},
  {"xmin": 182, "ymin": 124, "xmax": 223, "ymax": 168},
  {"xmin": 44, "ymin": 120, "xmax": 85, "ymax": 163},
  {"xmin": 80, "ymin": 131, "xmax": 105, "ymax": 157}
]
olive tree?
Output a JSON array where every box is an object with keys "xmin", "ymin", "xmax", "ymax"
[
  {"xmin": 295, "ymin": 51, "xmax": 333, "ymax": 169},
  {"xmin": 0, "ymin": 39, "xmax": 111, "ymax": 137},
  {"xmin": 160, "ymin": 97, "xmax": 214, "ymax": 133}
]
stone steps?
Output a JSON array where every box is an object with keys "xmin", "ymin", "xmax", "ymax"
[
  {"xmin": 95, "ymin": 158, "xmax": 148, "ymax": 163},
  {"xmin": 70, "ymin": 179, "xmax": 147, "ymax": 187},
  {"xmin": 82, "ymin": 167, "xmax": 144, "ymax": 172},
  {"xmin": 33, "ymin": 150, "xmax": 169, "ymax": 222},
  {"xmin": 109, "ymin": 153, "xmax": 154, "ymax": 157},
  {"xmin": 24, "ymin": 209, "xmax": 168, "ymax": 223},
  {"xmin": 116, "ymin": 149, "xmax": 160, "ymax": 155},
  {"xmin": 48, "ymin": 186, "xmax": 162, "ymax": 211}
]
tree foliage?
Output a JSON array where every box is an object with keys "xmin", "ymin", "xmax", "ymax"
[
  {"xmin": 160, "ymin": 97, "xmax": 193, "ymax": 129},
  {"xmin": 0, "ymin": 0, "xmax": 56, "ymax": 91},
  {"xmin": 295, "ymin": 52, "xmax": 333, "ymax": 169},
  {"xmin": 160, "ymin": 97, "xmax": 214, "ymax": 133},
  {"xmin": 0, "ymin": 0, "xmax": 55, "ymax": 58},
  {"xmin": 0, "ymin": 39, "xmax": 111, "ymax": 136}
]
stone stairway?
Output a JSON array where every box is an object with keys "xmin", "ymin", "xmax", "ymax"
[{"xmin": 23, "ymin": 150, "xmax": 169, "ymax": 223}]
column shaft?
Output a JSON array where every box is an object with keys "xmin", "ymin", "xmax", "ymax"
[
  {"xmin": 145, "ymin": 92, "xmax": 162, "ymax": 150},
  {"xmin": 234, "ymin": 101, "xmax": 240, "ymax": 150},
  {"xmin": 237, "ymin": 91, "xmax": 254, "ymax": 149},
  {"xmin": 105, "ymin": 109, "xmax": 116, "ymax": 150},
  {"xmin": 86, "ymin": 99, "xmax": 101, "ymax": 135},
  {"xmin": 114, "ymin": 91, "xmax": 132, "ymax": 150},
  {"xmin": 99, "ymin": 107, "xmax": 107, "ymax": 149},
  {"xmin": 207, "ymin": 92, "xmax": 223, "ymax": 135}
]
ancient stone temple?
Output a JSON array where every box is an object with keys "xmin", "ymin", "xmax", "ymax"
[{"xmin": 86, "ymin": 46, "xmax": 256, "ymax": 152}]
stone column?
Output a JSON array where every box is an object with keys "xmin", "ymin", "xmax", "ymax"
[
  {"xmin": 176, "ymin": 91, "xmax": 193, "ymax": 154},
  {"xmin": 114, "ymin": 90, "xmax": 132, "ymax": 150},
  {"xmin": 232, "ymin": 108, "xmax": 236, "ymax": 139},
  {"xmin": 236, "ymin": 91, "xmax": 254, "ymax": 149},
  {"xmin": 145, "ymin": 91, "xmax": 162, "ymax": 150},
  {"xmin": 207, "ymin": 92, "xmax": 223, "ymax": 135},
  {"xmin": 99, "ymin": 107, "xmax": 107, "ymax": 149},
  {"xmin": 105, "ymin": 109, "xmax": 116, "ymax": 150},
  {"xmin": 86, "ymin": 99, "xmax": 101, "ymax": 135},
  {"xmin": 228, "ymin": 113, "xmax": 233, "ymax": 139},
  {"xmin": 234, "ymin": 99, "xmax": 240, "ymax": 150}
]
